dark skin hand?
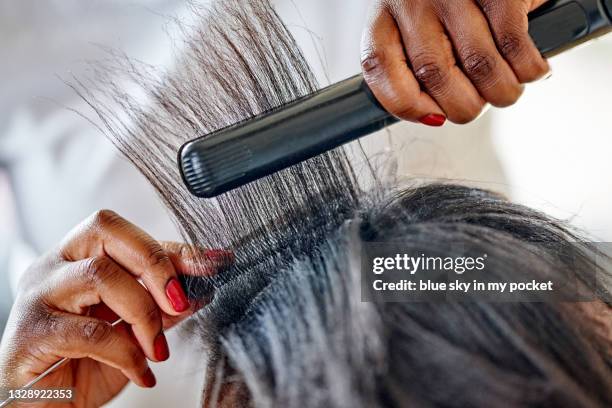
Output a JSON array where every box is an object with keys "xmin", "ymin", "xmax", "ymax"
[
  {"xmin": 361, "ymin": 0, "xmax": 551, "ymax": 126},
  {"xmin": 0, "ymin": 210, "xmax": 232, "ymax": 408}
]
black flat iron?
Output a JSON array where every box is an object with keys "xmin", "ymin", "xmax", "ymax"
[{"xmin": 179, "ymin": 0, "xmax": 612, "ymax": 198}]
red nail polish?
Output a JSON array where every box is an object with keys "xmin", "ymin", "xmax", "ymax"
[
  {"xmin": 419, "ymin": 114, "xmax": 446, "ymax": 127},
  {"xmin": 154, "ymin": 332, "xmax": 170, "ymax": 361},
  {"xmin": 142, "ymin": 368, "xmax": 157, "ymax": 388},
  {"xmin": 165, "ymin": 278, "xmax": 189, "ymax": 313}
]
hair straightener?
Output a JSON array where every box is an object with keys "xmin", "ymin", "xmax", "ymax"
[{"xmin": 180, "ymin": 0, "xmax": 612, "ymax": 198}]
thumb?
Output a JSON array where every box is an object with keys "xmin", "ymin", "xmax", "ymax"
[{"xmin": 161, "ymin": 242, "xmax": 234, "ymax": 277}]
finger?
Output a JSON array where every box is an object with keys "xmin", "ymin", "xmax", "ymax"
[
  {"xmin": 161, "ymin": 242, "xmax": 234, "ymax": 277},
  {"xmin": 60, "ymin": 210, "xmax": 188, "ymax": 316},
  {"xmin": 50, "ymin": 256, "xmax": 168, "ymax": 362},
  {"xmin": 477, "ymin": 0, "xmax": 550, "ymax": 83},
  {"xmin": 438, "ymin": 0, "xmax": 524, "ymax": 107},
  {"xmin": 391, "ymin": 4, "xmax": 486, "ymax": 124},
  {"xmin": 41, "ymin": 313, "xmax": 156, "ymax": 388},
  {"xmin": 361, "ymin": 6, "xmax": 446, "ymax": 126},
  {"xmin": 160, "ymin": 243, "xmax": 232, "ymax": 329}
]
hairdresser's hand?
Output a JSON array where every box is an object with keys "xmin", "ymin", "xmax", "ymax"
[
  {"xmin": 361, "ymin": 0, "xmax": 551, "ymax": 125},
  {"xmin": 0, "ymin": 210, "xmax": 232, "ymax": 408}
]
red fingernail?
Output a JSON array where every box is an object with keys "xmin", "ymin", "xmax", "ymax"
[
  {"xmin": 419, "ymin": 114, "xmax": 446, "ymax": 127},
  {"xmin": 154, "ymin": 332, "xmax": 170, "ymax": 361},
  {"xmin": 165, "ymin": 278, "xmax": 189, "ymax": 313},
  {"xmin": 142, "ymin": 368, "xmax": 157, "ymax": 388}
]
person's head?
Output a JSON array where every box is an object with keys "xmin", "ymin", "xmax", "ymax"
[
  {"xmin": 73, "ymin": 0, "xmax": 612, "ymax": 406},
  {"xmin": 189, "ymin": 182, "xmax": 611, "ymax": 408}
]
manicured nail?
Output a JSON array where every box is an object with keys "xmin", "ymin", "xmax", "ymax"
[
  {"xmin": 165, "ymin": 278, "xmax": 189, "ymax": 313},
  {"xmin": 419, "ymin": 114, "xmax": 446, "ymax": 127},
  {"xmin": 142, "ymin": 368, "xmax": 157, "ymax": 388},
  {"xmin": 153, "ymin": 332, "xmax": 170, "ymax": 361}
]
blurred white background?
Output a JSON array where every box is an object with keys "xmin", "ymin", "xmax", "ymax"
[{"xmin": 0, "ymin": 0, "xmax": 611, "ymax": 407}]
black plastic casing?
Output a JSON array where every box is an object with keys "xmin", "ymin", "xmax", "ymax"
[
  {"xmin": 180, "ymin": 77, "xmax": 396, "ymax": 197},
  {"xmin": 180, "ymin": 0, "xmax": 612, "ymax": 198},
  {"xmin": 529, "ymin": 0, "xmax": 612, "ymax": 55}
]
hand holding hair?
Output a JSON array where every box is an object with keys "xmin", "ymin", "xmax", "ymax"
[
  {"xmin": 361, "ymin": 0, "xmax": 551, "ymax": 125},
  {"xmin": 0, "ymin": 210, "xmax": 232, "ymax": 408}
]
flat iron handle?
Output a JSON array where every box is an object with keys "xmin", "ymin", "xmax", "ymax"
[
  {"xmin": 179, "ymin": 0, "xmax": 612, "ymax": 198},
  {"xmin": 529, "ymin": 0, "xmax": 612, "ymax": 56}
]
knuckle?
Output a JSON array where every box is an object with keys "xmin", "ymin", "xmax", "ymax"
[
  {"xmin": 499, "ymin": 32, "xmax": 524, "ymax": 60},
  {"xmin": 146, "ymin": 245, "xmax": 171, "ymax": 270},
  {"xmin": 497, "ymin": 33, "xmax": 549, "ymax": 83},
  {"xmin": 33, "ymin": 308, "xmax": 62, "ymax": 338},
  {"xmin": 361, "ymin": 48, "xmax": 386, "ymax": 77},
  {"xmin": 82, "ymin": 256, "xmax": 115, "ymax": 286},
  {"xmin": 80, "ymin": 319, "xmax": 112, "ymax": 344},
  {"xmin": 91, "ymin": 209, "xmax": 121, "ymax": 229},
  {"xmin": 413, "ymin": 59, "xmax": 448, "ymax": 95},
  {"xmin": 462, "ymin": 50, "xmax": 497, "ymax": 87}
]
